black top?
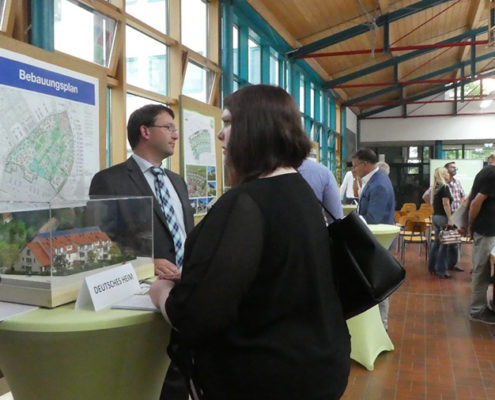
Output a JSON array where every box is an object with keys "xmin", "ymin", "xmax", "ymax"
[
  {"xmin": 166, "ymin": 173, "xmax": 350, "ymax": 400},
  {"xmin": 470, "ymin": 165, "xmax": 495, "ymax": 236},
  {"xmin": 433, "ymin": 184, "xmax": 452, "ymax": 216}
]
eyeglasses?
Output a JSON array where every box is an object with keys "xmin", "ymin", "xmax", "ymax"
[{"xmin": 149, "ymin": 124, "xmax": 177, "ymax": 133}]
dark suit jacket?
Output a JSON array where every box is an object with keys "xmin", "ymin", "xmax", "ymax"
[
  {"xmin": 359, "ymin": 169, "xmax": 395, "ymax": 225},
  {"xmin": 89, "ymin": 157, "xmax": 194, "ymax": 262}
]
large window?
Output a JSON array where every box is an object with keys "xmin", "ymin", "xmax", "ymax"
[
  {"xmin": 181, "ymin": 0, "xmax": 207, "ymax": 56},
  {"xmin": 0, "ymin": 0, "xmax": 6, "ymax": 31},
  {"xmin": 299, "ymin": 76, "xmax": 305, "ymax": 113},
  {"xmin": 248, "ymin": 38, "xmax": 260, "ymax": 84},
  {"xmin": 233, "ymin": 25, "xmax": 239, "ymax": 76},
  {"xmin": 126, "ymin": 0, "xmax": 168, "ymax": 34},
  {"xmin": 269, "ymin": 52, "xmax": 279, "ymax": 86},
  {"xmin": 126, "ymin": 25, "xmax": 168, "ymax": 95},
  {"xmin": 54, "ymin": 0, "xmax": 117, "ymax": 67},
  {"xmin": 183, "ymin": 61, "xmax": 214, "ymax": 103}
]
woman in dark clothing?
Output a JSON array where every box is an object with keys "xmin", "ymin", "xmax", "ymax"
[
  {"xmin": 428, "ymin": 167, "xmax": 454, "ymax": 278},
  {"xmin": 150, "ymin": 84, "xmax": 350, "ymax": 400}
]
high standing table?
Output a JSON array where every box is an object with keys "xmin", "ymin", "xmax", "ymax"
[
  {"xmin": 345, "ymin": 224, "xmax": 400, "ymax": 371},
  {"xmin": 342, "ymin": 204, "xmax": 357, "ymax": 216},
  {"xmin": 0, "ymin": 303, "xmax": 171, "ymax": 400}
]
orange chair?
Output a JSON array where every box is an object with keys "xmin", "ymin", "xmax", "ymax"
[
  {"xmin": 400, "ymin": 202, "xmax": 417, "ymax": 214},
  {"xmin": 399, "ymin": 219, "xmax": 429, "ymax": 265}
]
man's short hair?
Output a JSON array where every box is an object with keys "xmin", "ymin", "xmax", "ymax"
[
  {"xmin": 352, "ymin": 148, "xmax": 378, "ymax": 164},
  {"xmin": 444, "ymin": 161, "xmax": 456, "ymax": 169},
  {"xmin": 127, "ymin": 104, "xmax": 175, "ymax": 149},
  {"xmin": 488, "ymin": 153, "xmax": 495, "ymax": 163}
]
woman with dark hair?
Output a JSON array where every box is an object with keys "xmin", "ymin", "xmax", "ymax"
[{"xmin": 150, "ymin": 84, "xmax": 350, "ymax": 399}]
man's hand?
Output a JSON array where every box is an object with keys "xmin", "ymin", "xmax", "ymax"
[{"xmin": 154, "ymin": 258, "xmax": 181, "ymax": 281}]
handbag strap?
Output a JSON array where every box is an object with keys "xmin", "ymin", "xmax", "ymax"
[{"xmin": 319, "ymin": 201, "xmax": 339, "ymax": 223}]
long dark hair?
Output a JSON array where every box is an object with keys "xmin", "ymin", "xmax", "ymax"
[{"xmin": 223, "ymin": 85, "xmax": 311, "ymax": 184}]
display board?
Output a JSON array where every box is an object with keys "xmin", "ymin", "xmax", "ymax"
[
  {"xmin": 0, "ymin": 45, "xmax": 100, "ymax": 202},
  {"xmin": 429, "ymin": 159, "xmax": 484, "ymax": 195},
  {"xmin": 180, "ymin": 95, "xmax": 223, "ymax": 218}
]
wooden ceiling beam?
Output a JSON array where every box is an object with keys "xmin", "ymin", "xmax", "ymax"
[
  {"xmin": 346, "ymin": 48, "xmax": 495, "ymax": 108},
  {"xmin": 247, "ymin": 0, "xmax": 300, "ymax": 49},
  {"xmin": 378, "ymin": 0, "xmax": 390, "ymax": 15},
  {"xmin": 287, "ymin": 0, "xmax": 453, "ymax": 58},
  {"xmin": 326, "ymin": 26, "xmax": 487, "ymax": 87},
  {"xmin": 457, "ymin": 0, "xmax": 486, "ymax": 73}
]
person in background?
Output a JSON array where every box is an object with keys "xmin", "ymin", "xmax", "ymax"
[
  {"xmin": 89, "ymin": 104, "xmax": 194, "ymax": 400},
  {"xmin": 427, "ymin": 167, "xmax": 454, "ymax": 279},
  {"xmin": 487, "ymin": 153, "xmax": 495, "ymax": 166},
  {"xmin": 352, "ymin": 148, "xmax": 395, "ymax": 330},
  {"xmin": 444, "ymin": 161, "xmax": 465, "ymax": 272},
  {"xmin": 468, "ymin": 164, "xmax": 495, "ymax": 324},
  {"xmin": 150, "ymin": 84, "xmax": 351, "ymax": 399},
  {"xmin": 352, "ymin": 149, "xmax": 395, "ymax": 225},
  {"xmin": 377, "ymin": 161, "xmax": 390, "ymax": 176},
  {"xmin": 299, "ymin": 158, "xmax": 343, "ymax": 223},
  {"xmin": 340, "ymin": 161, "xmax": 362, "ymax": 204}
]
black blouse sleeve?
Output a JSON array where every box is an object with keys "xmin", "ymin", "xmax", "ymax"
[{"xmin": 165, "ymin": 191, "xmax": 264, "ymax": 343}]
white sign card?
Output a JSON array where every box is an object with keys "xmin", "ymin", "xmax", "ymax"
[{"xmin": 75, "ymin": 263, "xmax": 141, "ymax": 311}]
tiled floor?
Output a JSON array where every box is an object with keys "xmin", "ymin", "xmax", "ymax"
[{"xmin": 342, "ymin": 242, "xmax": 495, "ymax": 400}]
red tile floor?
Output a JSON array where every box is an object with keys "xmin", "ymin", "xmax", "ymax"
[{"xmin": 342, "ymin": 242, "xmax": 495, "ymax": 400}]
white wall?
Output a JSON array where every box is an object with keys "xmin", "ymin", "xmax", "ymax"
[
  {"xmin": 360, "ymin": 93, "xmax": 495, "ymax": 144},
  {"xmin": 346, "ymin": 108, "xmax": 357, "ymax": 134}
]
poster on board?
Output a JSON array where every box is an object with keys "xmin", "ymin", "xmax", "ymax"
[
  {"xmin": 0, "ymin": 48, "xmax": 99, "ymax": 204},
  {"xmin": 182, "ymin": 108, "xmax": 217, "ymax": 216}
]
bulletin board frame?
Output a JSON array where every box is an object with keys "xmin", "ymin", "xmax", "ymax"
[{"xmin": 179, "ymin": 95, "xmax": 223, "ymax": 222}]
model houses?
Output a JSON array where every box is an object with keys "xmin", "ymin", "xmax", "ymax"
[{"xmin": 15, "ymin": 227, "xmax": 112, "ymax": 274}]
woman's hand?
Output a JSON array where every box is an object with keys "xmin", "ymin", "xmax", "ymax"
[{"xmin": 149, "ymin": 279, "xmax": 175, "ymax": 322}]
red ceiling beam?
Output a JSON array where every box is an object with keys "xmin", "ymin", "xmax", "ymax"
[
  {"xmin": 297, "ymin": 40, "xmax": 489, "ymax": 59},
  {"xmin": 364, "ymin": 112, "xmax": 495, "ymax": 119},
  {"xmin": 353, "ymin": 98, "xmax": 488, "ymax": 108},
  {"xmin": 331, "ymin": 77, "xmax": 472, "ymax": 89}
]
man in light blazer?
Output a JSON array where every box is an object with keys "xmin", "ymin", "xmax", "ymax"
[
  {"xmin": 352, "ymin": 148, "xmax": 395, "ymax": 330},
  {"xmin": 89, "ymin": 103, "xmax": 193, "ymax": 400}
]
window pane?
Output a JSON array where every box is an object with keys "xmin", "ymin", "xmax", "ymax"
[
  {"xmin": 299, "ymin": 76, "xmax": 305, "ymax": 113},
  {"xmin": 310, "ymin": 85, "xmax": 315, "ymax": 118},
  {"xmin": 54, "ymin": 0, "xmax": 117, "ymax": 67},
  {"xmin": 233, "ymin": 25, "xmax": 239, "ymax": 76},
  {"xmin": 182, "ymin": 0, "xmax": 207, "ymax": 56},
  {"xmin": 233, "ymin": 79, "xmax": 239, "ymax": 92},
  {"xmin": 126, "ymin": 0, "xmax": 168, "ymax": 34},
  {"xmin": 269, "ymin": 55, "xmax": 279, "ymax": 86},
  {"xmin": 126, "ymin": 25, "xmax": 168, "ymax": 95},
  {"xmin": 248, "ymin": 38, "xmax": 260, "ymax": 84},
  {"xmin": 183, "ymin": 61, "xmax": 214, "ymax": 103},
  {"xmin": 0, "ymin": 0, "xmax": 6, "ymax": 31}
]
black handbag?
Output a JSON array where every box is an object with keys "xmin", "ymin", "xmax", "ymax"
[{"xmin": 324, "ymin": 209, "xmax": 406, "ymax": 320}]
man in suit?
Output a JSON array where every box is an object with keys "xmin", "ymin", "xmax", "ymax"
[
  {"xmin": 352, "ymin": 148, "xmax": 395, "ymax": 225},
  {"xmin": 89, "ymin": 103, "xmax": 193, "ymax": 399},
  {"xmin": 352, "ymin": 148, "xmax": 395, "ymax": 329}
]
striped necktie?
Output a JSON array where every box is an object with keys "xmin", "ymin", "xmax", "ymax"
[{"xmin": 150, "ymin": 167, "xmax": 184, "ymax": 270}]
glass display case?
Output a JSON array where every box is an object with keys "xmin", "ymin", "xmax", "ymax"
[{"xmin": 0, "ymin": 197, "xmax": 154, "ymax": 307}]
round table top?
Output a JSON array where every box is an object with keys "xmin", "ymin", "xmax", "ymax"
[
  {"xmin": 0, "ymin": 302, "xmax": 161, "ymax": 333},
  {"xmin": 368, "ymin": 224, "xmax": 400, "ymax": 235}
]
